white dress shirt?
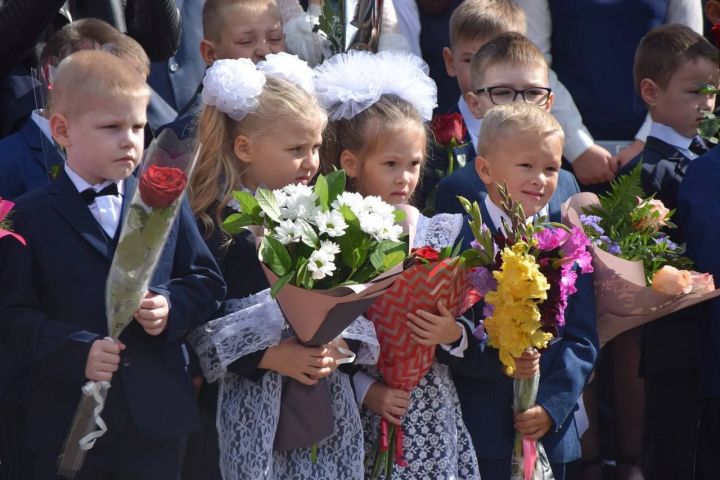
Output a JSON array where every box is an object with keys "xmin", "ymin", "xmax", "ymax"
[
  {"xmin": 64, "ymin": 164, "xmax": 124, "ymax": 239},
  {"xmin": 458, "ymin": 96, "xmax": 483, "ymax": 151},
  {"xmin": 30, "ymin": 110, "xmax": 53, "ymax": 142},
  {"xmin": 484, "ymin": 195, "xmax": 548, "ymax": 231},
  {"xmin": 515, "ymin": 0, "xmax": 703, "ymax": 144},
  {"xmin": 649, "ymin": 122, "xmax": 699, "ymax": 160}
]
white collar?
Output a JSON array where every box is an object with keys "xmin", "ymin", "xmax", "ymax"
[
  {"xmin": 31, "ymin": 109, "xmax": 54, "ymax": 143},
  {"xmin": 649, "ymin": 122, "xmax": 696, "ymax": 158},
  {"xmin": 64, "ymin": 164, "xmax": 123, "ymax": 194},
  {"xmin": 458, "ymin": 96, "xmax": 482, "ymax": 151},
  {"xmin": 483, "ymin": 195, "xmax": 548, "ymax": 231}
]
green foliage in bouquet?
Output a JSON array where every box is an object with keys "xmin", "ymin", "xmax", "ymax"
[
  {"xmin": 581, "ymin": 163, "xmax": 693, "ymax": 281},
  {"xmin": 223, "ymin": 170, "xmax": 408, "ymax": 297},
  {"xmin": 317, "ymin": 0, "xmax": 346, "ymax": 56}
]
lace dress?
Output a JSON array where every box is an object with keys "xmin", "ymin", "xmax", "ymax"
[
  {"xmin": 189, "ymin": 289, "xmax": 378, "ymax": 479},
  {"xmin": 360, "ymin": 213, "xmax": 481, "ymax": 480}
]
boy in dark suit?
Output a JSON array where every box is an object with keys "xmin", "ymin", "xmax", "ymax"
[
  {"xmin": 620, "ymin": 24, "xmax": 719, "ymax": 480},
  {"xmin": 444, "ymin": 103, "xmax": 598, "ymax": 480},
  {"xmin": 0, "ymin": 50, "xmax": 225, "ymax": 479}
]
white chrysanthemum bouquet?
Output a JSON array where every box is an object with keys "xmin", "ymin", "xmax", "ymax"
[{"xmin": 224, "ymin": 170, "xmax": 407, "ymax": 297}]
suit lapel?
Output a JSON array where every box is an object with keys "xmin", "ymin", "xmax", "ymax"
[
  {"xmin": 646, "ymin": 136, "xmax": 690, "ymax": 177},
  {"xmin": 49, "ymin": 171, "xmax": 114, "ymax": 261}
]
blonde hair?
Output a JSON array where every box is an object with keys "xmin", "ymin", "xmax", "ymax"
[
  {"xmin": 449, "ymin": 0, "xmax": 526, "ymax": 49},
  {"xmin": 48, "ymin": 50, "xmax": 150, "ymax": 118},
  {"xmin": 478, "ymin": 103, "xmax": 564, "ymax": 157},
  {"xmin": 319, "ymin": 95, "xmax": 428, "ymax": 185},
  {"xmin": 191, "ymin": 76, "xmax": 327, "ymax": 233},
  {"xmin": 470, "ymin": 32, "xmax": 548, "ymax": 90},
  {"xmin": 203, "ymin": 0, "xmax": 281, "ymax": 42}
]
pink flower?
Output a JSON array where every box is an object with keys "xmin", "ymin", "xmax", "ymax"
[
  {"xmin": 560, "ymin": 227, "xmax": 593, "ymax": 274},
  {"xmin": 634, "ymin": 197, "xmax": 671, "ymax": 233},
  {"xmin": 691, "ymin": 272, "xmax": 715, "ymax": 293},
  {"xmin": 652, "ymin": 266, "xmax": 693, "ymax": 295},
  {"xmin": 534, "ymin": 228, "xmax": 570, "ymax": 251}
]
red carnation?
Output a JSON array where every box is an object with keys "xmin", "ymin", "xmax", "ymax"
[
  {"xmin": 412, "ymin": 246, "xmax": 441, "ymax": 263},
  {"xmin": 431, "ymin": 112, "xmax": 467, "ymax": 146},
  {"xmin": 139, "ymin": 165, "xmax": 187, "ymax": 209}
]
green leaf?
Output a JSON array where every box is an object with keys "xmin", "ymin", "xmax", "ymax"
[
  {"xmin": 314, "ymin": 174, "xmax": 329, "ymax": 211},
  {"xmin": 296, "ymin": 219, "xmax": 319, "ymax": 248},
  {"xmin": 142, "ymin": 210, "xmax": 172, "ymax": 248},
  {"xmin": 114, "ymin": 230, "xmax": 146, "ymax": 271},
  {"xmin": 233, "ymin": 190, "xmax": 261, "ymax": 216},
  {"xmin": 295, "ymin": 257, "xmax": 314, "ymax": 289},
  {"xmin": 256, "ymin": 188, "xmax": 282, "ymax": 222},
  {"xmin": 260, "ymin": 236, "xmax": 292, "ymax": 276},
  {"xmin": 393, "ymin": 209, "xmax": 406, "ymax": 223},
  {"xmin": 270, "ymin": 272, "xmax": 294, "ymax": 298},
  {"xmin": 369, "ymin": 240, "xmax": 407, "ymax": 271},
  {"xmin": 326, "ymin": 170, "xmax": 346, "ymax": 204},
  {"xmin": 222, "ymin": 213, "xmax": 256, "ymax": 234}
]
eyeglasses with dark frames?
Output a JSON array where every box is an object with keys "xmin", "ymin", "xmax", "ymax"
[{"xmin": 473, "ymin": 86, "xmax": 553, "ymax": 106}]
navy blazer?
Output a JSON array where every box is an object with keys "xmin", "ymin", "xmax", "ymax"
[
  {"xmin": 0, "ymin": 117, "xmax": 64, "ymax": 199},
  {"xmin": 442, "ymin": 174, "xmax": 598, "ymax": 463},
  {"xmin": 0, "ymin": 170, "xmax": 226, "ymax": 454},
  {"xmin": 678, "ymin": 148, "xmax": 720, "ymax": 397},
  {"xmin": 621, "ymin": 135, "xmax": 700, "ymax": 375}
]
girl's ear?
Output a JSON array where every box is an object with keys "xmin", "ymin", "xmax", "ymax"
[
  {"xmin": 233, "ymin": 135, "xmax": 253, "ymax": 164},
  {"xmin": 474, "ymin": 154, "xmax": 493, "ymax": 185},
  {"xmin": 339, "ymin": 149, "xmax": 360, "ymax": 178},
  {"xmin": 50, "ymin": 113, "xmax": 71, "ymax": 148}
]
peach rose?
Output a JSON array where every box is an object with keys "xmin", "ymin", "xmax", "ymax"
[
  {"xmin": 634, "ymin": 197, "xmax": 671, "ymax": 232},
  {"xmin": 652, "ymin": 266, "xmax": 693, "ymax": 295},
  {"xmin": 691, "ymin": 272, "xmax": 715, "ymax": 293}
]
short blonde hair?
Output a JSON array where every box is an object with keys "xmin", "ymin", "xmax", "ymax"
[
  {"xmin": 478, "ymin": 103, "xmax": 564, "ymax": 157},
  {"xmin": 48, "ymin": 50, "xmax": 150, "ymax": 118},
  {"xmin": 191, "ymin": 76, "xmax": 327, "ymax": 234},
  {"xmin": 203, "ymin": 0, "xmax": 282, "ymax": 42},
  {"xmin": 449, "ymin": 0, "xmax": 526, "ymax": 49},
  {"xmin": 470, "ymin": 32, "xmax": 548, "ymax": 90}
]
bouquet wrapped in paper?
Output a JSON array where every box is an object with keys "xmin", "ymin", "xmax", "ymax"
[
  {"xmin": 459, "ymin": 188, "xmax": 593, "ymax": 480},
  {"xmin": 0, "ymin": 198, "xmax": 26, "ymax": 246},
  {"xmin": 57, "ymin": 129, "xmax": 199, "ymax": 478},
  {"xmin": 365, "ymin": 238, "xmax": 483, "ymax": 476},
  {"xmin": 562, "ymin": 165, "xmax": 720, "ymax": 346},
  {"xmin": 220, "ymin": 170, "xmax": 407, "ymax": 450}
]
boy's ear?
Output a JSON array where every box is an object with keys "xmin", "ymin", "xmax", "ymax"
[
  {"xmin": 544, "ymin": 91, "xmax": 555, "ymax": 112},
  {"xmin": 639, "ymin": 78, "xmax": 659, "ymax": 107},
  {"xmin": 339, "ymin": 149, "xmax": 360, "ymax": 178},
  {"xmin": 200, "ymin": 39, "xmax": 218, "ymax": 66},
  {"xmin": 443, "ymin": 47, "xmax": 457, "ymax": 78},
  {"xmin": 465, "ymin": 91, "xmax": 483, "ymax": 119},
  {"xmin": 706, "ymin": 0, "xmax": 720, "ymax": 24},
  {"xmin": 50, "ymin": 113, "xmax": 71, "ymax": 148},
  {"xmin": 474, "ymin": 154, "xmax": 493, "ymax": 184},
  {"xmin": 233, "ymin": 135, "xmax": 253, "ymax": 164}
]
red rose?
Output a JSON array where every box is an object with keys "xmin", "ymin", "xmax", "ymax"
[
  {"xmin": 412, "ymin": 246, "xmax": 440, "ymax": 263},
  {"xmin": 431, "ymin": 112, "xmax": 467, "ymax": 146},
  {"xmin": 139, "ymin": 165, "xmax": 188, "ymax": 209},
  {"xmin": 713, "ymin": 23, "xmax": 720, "ymax": 48}
]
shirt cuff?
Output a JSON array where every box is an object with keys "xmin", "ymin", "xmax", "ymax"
[
  {"xmin": 563, "ymin": 127, "xmax": 595, "ymax": 163},
  {"xmin": 352, "ymin": 370, "xmax": 376, "ymax": 407},
  {"xmin": 439, "ymin": 320, "xmax": 469, "ymax": 358}
]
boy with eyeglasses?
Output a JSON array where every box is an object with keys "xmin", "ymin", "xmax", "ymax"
[{"xmin": 436, "ymin": 31, "xmax": 581, "ymax": 221}]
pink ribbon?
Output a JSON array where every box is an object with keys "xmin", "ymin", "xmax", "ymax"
[
  {"xmin": 522, "ymin": 436, "xmax": 538, "ymax": 480},
  {"xmin": 0, "ymin": 199, "xmax": 26, "ymax": 246}
]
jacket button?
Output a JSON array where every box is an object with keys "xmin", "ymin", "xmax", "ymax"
[
  {"xmin": 122, "ymin": 356, "xmax": 132, "ymax": 367},
  {"xmin": 169, "ymin": 62, "xmax": 180, "ymax": 73}
]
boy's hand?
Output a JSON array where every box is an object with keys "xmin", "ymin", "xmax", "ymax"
[
  {"xmin": 134, "ymin": 291, "xmax": 169, "ymax": 336},
  {"xmin": 363, "ymin": 382, "xmax": 411, "ymax": 425},
  {"xmin": 616, "ymin": 139, "xmax": 645, "ymax": 168},
  {"xmin": 514, "ymin": 405, "xmax": 553, "ymax": 440},
  {"xmin": 407, "ymin": 301, "xmax": 462, "ymax": 346},
  {"xmin": 572, "ymin": 144, "xmax": 616, "ymax": 185},
  {"xmin": 85, "ymin": 338, "xmax": 126, "ymax": 382},
  {"xmin": 260, "ymin": 337, "xmax": 335, "ymax": 385},
  {"xmin": 508, "ymin": 349, "xmax": 541, "ymax": 379}
]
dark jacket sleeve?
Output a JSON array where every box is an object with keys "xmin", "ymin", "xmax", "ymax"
[
  {"xmin": 0, "ymin": 0, "xmax": 66, "ymax": 76},
  {"xmin": 125, "ymin": 0, "xmax": 181, "ymax": 61}
]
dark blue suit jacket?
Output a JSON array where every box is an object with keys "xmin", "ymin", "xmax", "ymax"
[
  {"xmin": 442, "ymin": 174, "xmax": 598, "ymax": 463},
  {"xmin": 621, "ymin": 136, "xmax": 700, "ymax": 375},
  {"xmin": 0, "ymin": 170, "xmax": 226, "ymax": 454},
  {"xmin": 0, "ymin": 117, "xmax": 64, "ymax": 199},
  {"xmin": 678, "ymin": 147, "xmax": 720, "ymax": 397}
]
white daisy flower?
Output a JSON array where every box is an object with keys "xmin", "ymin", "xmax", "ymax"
[
  {"xmin": 308, "ymin": 248, "xmax": 337, "ymax": 280},
  {"xmin": 273, "ymin": 219, "xmax": 302, "ymax": 245},
  {"xmin": 315, "ymin": 210, "xmax": 348, "ymax": 237}
]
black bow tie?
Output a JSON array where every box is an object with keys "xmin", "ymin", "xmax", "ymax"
[
  {"xmin": 689, "ymin": 137, "xmax": 709, "ymax": 156},
  {"xmin": 80, "ymin": 183, "xmax": 119, "ymax": 204}
]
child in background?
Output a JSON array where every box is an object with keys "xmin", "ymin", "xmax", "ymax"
[{"xmin": 188, "ymin": 54, "xmax": 377, "ymax": 479}]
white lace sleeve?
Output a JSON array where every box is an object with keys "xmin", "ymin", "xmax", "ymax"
[
  {"xmin": 341, "ymin": 315, "xmax": 379, "ymax": 365},
  {"xmin": 413, "ymin": 213, "xmax": 464, "ymax": 250},
  {"xmin": 187, "ymin": 289, "xmax": 284, "ymax": 383}
]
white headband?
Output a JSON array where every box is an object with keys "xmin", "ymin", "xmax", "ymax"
[
  {"xmin": 313, "ymin": 50, "xmax": 437, "ymax": 122},
  {"xmin": 202, "ymin": 53, "xmax": 314, "ymax": 121}
]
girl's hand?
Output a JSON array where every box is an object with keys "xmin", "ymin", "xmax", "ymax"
[
  {"xmin": 406, "ymin": 301, "xmax": 462, "ymax": 346},
  {"xmin": 363, "ymin": 382, "xmax": 411, "ymax": 425},
  {"xmin": 508, "ymin": 349, "xmax": 541, "ymax": 379},
  {"xmin": 259, "ymin": 337, "xmax": 335, "ymax": 385},
  {"xmin": 514, "ymin": 405, "xmax": 552, "ymax": 440}
]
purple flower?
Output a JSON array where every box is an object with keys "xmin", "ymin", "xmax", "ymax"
[
  {"xmin": 472, "ymin": 320, "xmax": 488, "ymax": 341},
  {"xmin": 607, "ymin": 242, "xmax": 622, "ymax": 255},
  {"xmin": 580, "ymin": 214, "xmax": 604, "ymax": 236},
  {"xmin": 469, "ymin": 267, "xmax": 498, "ymax": 296},
  {"xmin": 654, "ymin": 235, "xmax": 679, "ymax": 252},
  {"xmin": 483, "ymin": 303, "xmax": 495, "ymax": 318},
  {"xmin": 560, "ymin": 227, "xmax": 593, "ymax": 274},
  {"xmin": 534, "ymin": 227, "xmax": 570, "ymax": 251}
]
